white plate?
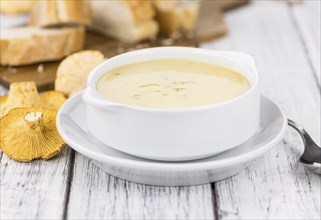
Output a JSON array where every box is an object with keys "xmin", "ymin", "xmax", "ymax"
[{"xmin": 57, "ymin": 93, "xmax": 287, "ymax": 186}]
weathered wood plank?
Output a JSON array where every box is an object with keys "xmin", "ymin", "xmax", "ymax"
[
  {"xmin": 66, "ymin": 153, "xmax": 214, "ymax": 219},
  {"xmin": 290, "ymin": 0, "xmax": 321, "ymax": 82},
  {"xmin": 202, "ymin": 1, "xmax": 320, "ymax": 219},
  {"xmin": 0, "ymin": 148, "xmax": 73, "ymax": 219}
]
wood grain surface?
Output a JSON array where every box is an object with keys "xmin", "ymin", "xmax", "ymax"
[
  {"xmin": 290, "ymin": 0, "xmax": 321, "ymax": 82},
  {"xmin": 202, "ymin": 1, "xmax": 320, "ymax": 219},
  {"xmin": 0, "ymin": 1, "xmax": 320, "ymax": 219},
  {"xmin": 0, "ymin": 148, "xmax": 73, "ymax": 219},
  {"xmin": 66, "ymin": 154, "xmax": 214, "ymax": 219}
]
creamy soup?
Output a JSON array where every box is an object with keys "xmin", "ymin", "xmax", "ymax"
[{"xmin": 97, "ymin": 59, "xmax": 251, "ymax": 109}]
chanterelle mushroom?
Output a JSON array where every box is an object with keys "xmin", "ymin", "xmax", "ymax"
[
  {"xmin": 55, "ymin": 50, "xmax": 105, "ymax": 97},
  {"xmin": 40, "ymin": 91, "xmax": 67, "ymax": 110},
  {"xmin": 0, "ymin": 82, "xmax": 66, "ymax": 118},
  {"xmin": 0, "ymin": 95, "xmax": 7, "ymax": 106},
  {"xmin": 0, "ymin": 108, "xmax": 65, "ymax": 162},
  {"xmin": 1, "ymin": 81, "xmax": 42, "ymax": 117}
]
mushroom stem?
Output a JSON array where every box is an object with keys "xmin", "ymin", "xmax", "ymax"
[
  {"xmin": 24, "ymin": 112, "xmax": 45, "ymax": 131},
  {"xmin": 1, "ymin": 82, "xmax": 42, "ymax": 118},
  {"xmin": 9, "ymin": 81, "xmax": 40, "ymax": 101}
]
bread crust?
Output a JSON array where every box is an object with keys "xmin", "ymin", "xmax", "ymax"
[
  {"xmin": 153, "ymin": 1, "xmax": 200, "ymax": 35},
  {"xmin": 0, "ymin": 0, "xmax": 36, "ymax": 15},
  {"xmin": 0, "ymin": 27, "xmax": 85, "ymax": 66},
  {"xmin": 90, "ymin": 0, "xmax": 158, "ymax": 43},
  {"xmin": 152, "ymin": 0, "xmax": 178, "ymax": 11},
  {"xmin": 124, "ymin": 0, "xmax": 155, "ymax": 24},
  {"xmin": 29, "ymin": 0, "xmax": 91, "ymax": 26}
]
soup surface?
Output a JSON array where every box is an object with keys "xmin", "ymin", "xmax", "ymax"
[{"xmin": 97, "ymin": 59, "xmax": 251, "ymax": 109}]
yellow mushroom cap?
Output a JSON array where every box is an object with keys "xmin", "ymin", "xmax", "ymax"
[
  {"xmin": 55, "ymin": 50, "xmax": 105, "ymax": 97},
  {"xmin": 0, "ymin": 108, "xmax": 65, "ymax": 162},
  {"xmin": 0, "ymin": 95, "xmax": 7, "ymax": 106},
  {"xmin": 0, "ymin": 82, "xmax": 67, "ymax": 118},
  {"xmin": 40, "ymin": 91, "xmax": 67, "ymax": 110}
]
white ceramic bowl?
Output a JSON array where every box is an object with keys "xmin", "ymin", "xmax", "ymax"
[{"xmin": 82, "ymin": 47, "xmax": 260, "ymax": 161}]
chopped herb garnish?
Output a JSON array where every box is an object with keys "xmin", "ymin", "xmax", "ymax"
[
  {"xmin": 133, "ymin": 94, "xmax": 140, "ymax": 99},
  {"xmin": 176, "ymin": 81, "xmax": 192, "ymax": 85},
  {"xmin": 172, "ymin": 88, "xmax": 185, "ymax": 92},
  {"xmin": 139, "ymin": 84, "xmax": 160, "ymax": 88}
]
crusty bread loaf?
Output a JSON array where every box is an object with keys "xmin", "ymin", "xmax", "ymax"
[
  {"xmin": 29, "ymin": 0, "xmax": 91, "ymax": 27},
  {"xmin": 153, "ymin": 1, "xmax": 200, "ymax": 35},
  {"xmin": 124, "ymin": 0, "xmax": 156, "ymax": 24},
  {"xmin": 0, "ymin": 26, "xmax": 85, "ymax": 66},
  {"xmin": 152, "ymin": 0, "xmax": 178, "ymax": 11},
  {"xmin": 0, "ymin": 0, "xmax": 36, "ymax": 15},
  {"xmin": 90, "ymin": 0, "xmax": 158, "ymax": 43}
]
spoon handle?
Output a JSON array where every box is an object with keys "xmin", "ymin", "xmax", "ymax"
[{"xmin": 288, "ymin": 119, "xmax": 321, "ymax": 164}]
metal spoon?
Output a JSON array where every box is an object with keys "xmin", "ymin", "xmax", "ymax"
[{"xmin": 288, "ymin": 119, "xmax": 321, "ymax": 174}]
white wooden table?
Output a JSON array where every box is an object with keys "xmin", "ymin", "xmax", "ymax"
[{"xmin": 1, "ymin": 1, "xmax": 320, "ymax": 219}]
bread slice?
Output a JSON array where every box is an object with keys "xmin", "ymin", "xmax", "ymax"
[
  {"xmin": 0, "ymin": 0, "xmax": 36, "ymax": 15},
  {"xmin": 90, "ymin": 0, "xmax": 158, "ymax": 43},
  {"xmin": 0, "ymin": 26, "xmax": 85, "ymax": 66},
  {"xmin": 153, "ymin": 1, "xmax": 200, "ymax": 35},
  {"xmin": 29, "ymin": 0, "xmax": 91, "ymax": 27}
]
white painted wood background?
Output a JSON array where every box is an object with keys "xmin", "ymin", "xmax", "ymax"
[{"xmin": 1, "ymin": 1, "xmax": 320, "ymax": 219}]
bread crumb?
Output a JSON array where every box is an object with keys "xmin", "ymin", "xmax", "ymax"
[
  {"xmin": 186, "ymin": 31, "xmax": 195, "ymax": 39},
  {"xmin": 116, "ymin": 47, "xmax": 125, "ymax": 54},
  {"xmin": 37, "ymin": 64, "xmax": 44, "ymax": 73},
  {"xmin": 161, "ymin": 38, "xmax": 174, "ymax": 46},
  {"xmin": 7, "ymin": 66, "xmax": 17, "ymax": 73}
]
